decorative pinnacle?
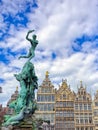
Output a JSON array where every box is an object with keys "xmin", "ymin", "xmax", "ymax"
[
  {"xmin": 80, "ymin": 80, "xmax": 83, "ymax": 87},
  {"xmin": 45, "ymin": 71, "xmax": 49, "ymax": 78},
  {"xmin": 16, "ymin": 86, "xmax": 18, "ymax": 91}
]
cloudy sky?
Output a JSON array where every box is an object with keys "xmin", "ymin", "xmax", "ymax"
[{"xmin": 0, "ymin": 0, "xmax": 98, "ymax": 106}]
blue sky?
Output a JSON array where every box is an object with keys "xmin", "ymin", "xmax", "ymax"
[{"xmin": 0, "ymin": 0, "xmax": 98, "ymax": 106}]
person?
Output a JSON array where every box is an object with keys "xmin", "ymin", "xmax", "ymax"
[{"xmin": 19, "ymin": 30, "xmax": 38, "ymax": 61}]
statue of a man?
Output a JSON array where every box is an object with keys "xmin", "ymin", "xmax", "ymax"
[{"xmin": 19, "ymin": 30, "xmax": 38, "ymax": 61}]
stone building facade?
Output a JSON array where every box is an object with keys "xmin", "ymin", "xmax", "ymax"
[
  {"xmin": 55, "ymin": 79, "xmax": 76, "ymax": 130},
  {"xmin": 74, "ymin": 81, "xmax": 94, "ymax": 130},
  {"xmin": 36, "ymin": 72, "xmax": 96, "ymax": 130},
  {"xmin": 35, "ymin": 71, "xmax": 56, "ymax": 129}
]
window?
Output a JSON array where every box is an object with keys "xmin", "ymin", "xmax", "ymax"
[
  {"xmin": 48, "ymin": 95, "xmax": 51, "ymax": 101},
  {"xmin": 48, "ymin": 104, "xmax": 51, "ymax": 111},
  {"xmin": 80, "ymin": 104, "xmax": 82, "ymax": 110},
  {"xmin": 63, "ymin": 102, "xmax": 66, "ymax": 107},
  {"xmin": 80, "ymin": 119, "xmax": 84, "ymax": 124},
  {"xmin": 41, "ymin": 95, "xmax": 44, "ymax": 101},
  {"xmin": 89, "ymin": 117, "xmax": 92, "ymax": 123},
  {"xmin": 37, "ymin": 95, "xmax": 40, "ymax": 101},
  {"xmin": 84, "ymin": 104, "xmax": 87, "ymax": 110},
  {"xmin": 63, "ymin": 94, "xmax": 66, "ymax": 99},
  {"xmin": 69, "ymin": 102, "xmax": 73, "ymax": 107},
  {"xmin": 88, "ymin": 104, "xmax": 91, "ymax": 110},
  {"xmin": 85, "ymin": 119, "xmax": 88, "ymax": 123},
  {"xmin": 94, "ymin": 110, "xmax": 98, "ymax": 116},
  {"xmin": 60, "ymin": 102, "xmax": 63, "ymax": 107},
  {"xmin": 39, "ymin": 104, "xmax": 43, "ymax": 111},
  {"xmin": 83, "ymin": 96, "xmax": 86, "ymax": 100},
  {"xmin": 52, "ymin": 95, "xmax": 55, "ymax": 101},
  {"xmin": 75, "ymin": 104, "xmax": 78, "ymax": 110},
  {"xmin": 76, "ymin": 119, "xmax": 79, "ymax": 123},
  {"xmin": 44, "ymin": 104, "xmax": 47, "ymax": 111}
]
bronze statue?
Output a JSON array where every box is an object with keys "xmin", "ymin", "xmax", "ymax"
[{"xmin": 3, "ymin": 31, "xmax": 38, "ymax": 127}]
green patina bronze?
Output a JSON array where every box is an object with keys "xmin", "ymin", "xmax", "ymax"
[
  {"xmin": 2, "ymin": 30, "xmax": 38, "ymax": 128},
  {"xmin": 19, "ymin": 30, "xmax": 38, "ymax": 61}
]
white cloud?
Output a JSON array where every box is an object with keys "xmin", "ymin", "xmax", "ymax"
[
  {"xmin": 0, "ymin": 0, "xmax": 34, "ymax": 16},
  {"xmin": 0, "ymin": 0, "xmax": 98, "ymax": 106}
]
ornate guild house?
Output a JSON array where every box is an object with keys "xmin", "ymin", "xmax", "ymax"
[
  {"xmin": 55, "ymin": 79, "xmax": 75, "ymax": 130},
  {"xmin": 74, "ymin": 82, "xmax": 94, "ymax": 130},
  {"xmin": 35, "ymin": 71, "xmax": 56, "ymax": 129}
]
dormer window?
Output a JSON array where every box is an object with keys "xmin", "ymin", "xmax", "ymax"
[
  {"xmin": 63, "ymin": 94, "xmax": 66, "ymax": 99},
  {"xmin": 83, "ymin": 96, "xmax": 86, "ymax": 100}
]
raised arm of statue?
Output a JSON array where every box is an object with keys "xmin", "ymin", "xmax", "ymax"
[{"xmin": 26, "ymin": 30, "xmax": 35, "ymax": 41}]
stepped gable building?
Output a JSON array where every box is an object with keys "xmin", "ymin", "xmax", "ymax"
[
  {"xmin": 55, "ymin": 79, "xmax": 76, "ymax": 130},
  {"xmin": 36, "ymin": 71, "xmax": 56, "ymax": 126},
  {"xmin": 93, "ymin": 90, "xmax": 98, "ymax": 130},
  {"xmin": 74, "ymin": 81, "xmax": 94, "ymax": 130},
  {"xmin": 6, "ymin": 86, "xmax": 19, "ymax": 115}
]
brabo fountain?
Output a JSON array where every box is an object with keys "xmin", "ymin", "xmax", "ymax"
[{"xmin": 2, "ymin": 30, "xmax": 39, "ymax": 130}]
